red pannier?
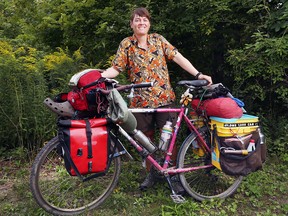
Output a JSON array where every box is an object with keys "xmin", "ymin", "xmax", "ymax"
[
  {"xmin": 191, "ymin": 97, "xmax": 243, "ymax": 118},
  {"xmin": 67, "ymin": 69, "xmax": 107, "ymax": 112},
  {"xmin": 58, "ymin": 118, "xmax": 110, "ymax": 177}
]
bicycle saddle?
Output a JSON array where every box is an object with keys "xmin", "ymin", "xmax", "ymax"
[{"xmin": 177, "ymin": 80, "xmax": 209, "ymax": 87}]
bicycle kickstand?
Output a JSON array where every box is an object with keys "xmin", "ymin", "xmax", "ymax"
[{"xmin": 165, "ymin": 174, "xmax": 186, "ymax": 204}]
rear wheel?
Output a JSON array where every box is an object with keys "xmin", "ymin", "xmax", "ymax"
[
  {"xmin": 177, "ymin": 127, "xmax": 243, "ymax": 200},
  {"xmin": 30, "ymin": 136, "xmax": 121, "ymax": 215}
]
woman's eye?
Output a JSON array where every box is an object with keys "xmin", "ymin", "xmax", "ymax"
[{"xmin": 134, "ymin": 17, "xmax": 149, "ymax": 23}]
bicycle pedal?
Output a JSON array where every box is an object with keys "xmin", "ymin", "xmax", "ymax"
[{"xmin": 170, "ymin": 194, "xmax": 186, "ymax": 203}]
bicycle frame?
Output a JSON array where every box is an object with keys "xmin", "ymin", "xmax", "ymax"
[{"xmin": 116, "ymin": 105, "xmax": 214, "ymax": 176}]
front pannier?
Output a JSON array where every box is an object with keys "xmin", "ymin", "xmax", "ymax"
[{"xmin": 58, "ymin": 118, "xmax": 110, "ymax": 179}]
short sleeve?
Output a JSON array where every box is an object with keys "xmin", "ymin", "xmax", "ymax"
[
  {"xmin": 112, "ymin": 38, "xmax": 131, "ymax": 72},
  {"xmin": 158, "ymin": 34, "xmax": 178, "ymax": 60}
]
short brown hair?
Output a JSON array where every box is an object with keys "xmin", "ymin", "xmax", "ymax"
[{"xmin": 130, "ymin": 7, "xmax": 151, "ymax": 22}]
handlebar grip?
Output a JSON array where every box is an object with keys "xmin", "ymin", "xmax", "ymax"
[
  {"xmin": 132, "ymin": 82, "xmax": 153, "ymax": 88},
  {"xmin": 177, "ymin": 80, "xmax": 208, "ymax": 87}
]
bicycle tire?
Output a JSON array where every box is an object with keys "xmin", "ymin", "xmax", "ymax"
[
  {"xmin": 30, "ymin": 136, "xmax": 121, "ymax": 215},
  {"xmin": 177, "ymin": 127, "xmax": 243, "ymax": 200}
]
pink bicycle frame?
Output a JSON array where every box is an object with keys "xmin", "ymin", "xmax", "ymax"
[{"xmin": 120, "ymin": 106, "xmax": 214, "ymax": 175}]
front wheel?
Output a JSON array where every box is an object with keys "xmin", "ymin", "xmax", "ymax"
[
  {"xmin": 30, "ymin": 136, "xmax": 121, "ymax": 215},
  {"xmin": 177, "ymin": 127, "xmax": 243, "ymax": 201}
]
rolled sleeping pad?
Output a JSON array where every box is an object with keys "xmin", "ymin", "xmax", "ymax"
[
  {"xmin": 107, "ymin": 88, "xmax": 137, "ymax": 133},
  {"xmin": 118, "ymin": 111, "xmax": 137, "ymax": 133}
]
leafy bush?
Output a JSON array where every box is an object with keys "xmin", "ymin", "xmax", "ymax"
[
  {"xmin": 0, "ymin": 40, "xmax": 86, "ymax": 154},
  {"xmin": 0, "ymin": 0, "xmax": 287, "ymax": 158}
]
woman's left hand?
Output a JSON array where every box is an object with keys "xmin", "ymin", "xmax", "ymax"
[{"xmin": 198, "ymin": 74, "xmax": 213, "ymax": 85}]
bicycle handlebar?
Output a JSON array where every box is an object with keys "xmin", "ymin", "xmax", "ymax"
[
  {"xmin": 94, "ymin": 78, "xmax": 210, "ymax": 96},
  {"xmin": 132, "ymin": 82, "xmax": 154, "ymax": 88},
  {"xmin": 97, "ymin": 79, "xmax": 210, "ymax": 95},
  {"xmin": 99, "ymin": 82, "xmax": 154, "ymax": 95}
]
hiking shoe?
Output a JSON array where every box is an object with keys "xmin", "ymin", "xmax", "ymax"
[
  {"xmin": 139, "ymin": 172, "xmax": 156, "ymax": 190},
  {"xmin": 173, "ymin": 182, "xmax": 185, "ymax": 195},
  {"xmin": 171, "ymin": 176, "xmax": 186, "ymax": 195}
]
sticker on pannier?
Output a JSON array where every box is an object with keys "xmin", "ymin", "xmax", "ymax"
[
  {"xmin": 210, "ymin": 114, "xmax": 259, "ymax": 137},
  {"xmin": 58, "ymin": 118, "xmax": 110, "ymax": 178}
]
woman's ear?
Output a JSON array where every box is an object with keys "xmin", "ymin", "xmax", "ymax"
[{"xmin": 130, "ymin": 20, "xmax": 133, "ymax": 28}]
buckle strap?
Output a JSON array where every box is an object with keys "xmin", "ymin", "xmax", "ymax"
[{"xmin": 85, "ymin": 119, "xmax": 93, "ymax": 159}]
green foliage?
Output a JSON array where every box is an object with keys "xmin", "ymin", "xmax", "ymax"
[
  {"xmin": 0, "ymin": 0, "xmax": 287, "ymax": 157},
  {"xmin": 227, "ymin": 33, "xmax": 288, "ymax": 112},
  {"xmin": 225, "ymin": 1, "xmax": 288, "ymax": 158},
  {"xmin": 42, "ymin": 47, "xmax": 84, "ymax": 93},
  {"xmin": 0, "ymin": 40, "xmax": 47, "ymax": 152},
  {"xmin": 267, "ymin": 1, "xmax": 288, "ymax": 34},
  {"xmin": 266, "ymin": 117, "xmax": 288, "ymax": 161},
  {"xmin": 0, "ymin": 39, "xmax": 86, "ymax": 154}
]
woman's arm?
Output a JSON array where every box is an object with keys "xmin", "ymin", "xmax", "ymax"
[
  {"xmin": 101, "ymin": 67, "xmax": 120, "ymax": 78},
  {"xmin": 173, "ymin": 52, "xmax": 212, "ymax": 84}
]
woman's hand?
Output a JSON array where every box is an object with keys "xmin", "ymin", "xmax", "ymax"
[
  {"xmin": 198, "ymin": 74, "xmax": 213, "ymax": 85},
  {"xmin": 101, "ymin": 67, "xmax": 119, "ymax": 78}
]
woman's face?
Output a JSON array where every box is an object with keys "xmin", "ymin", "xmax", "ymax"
[{"xmin": 130, "ymin": 14, "xmax": 150, "ymax": 36}]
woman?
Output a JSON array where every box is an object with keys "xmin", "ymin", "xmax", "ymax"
[{"xmin": 102, "ymin": 7, "xmax": 212, "ymax": 190}]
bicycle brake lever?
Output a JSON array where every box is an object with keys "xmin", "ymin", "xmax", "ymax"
[{"xmin": 127, "ymin": 87, "xmax": 134, "ymax": 98}]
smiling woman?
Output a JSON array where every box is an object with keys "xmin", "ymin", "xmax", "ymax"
[{"xmin": 101, "ymin": 7, "xmax": 212, "ymax": 190}]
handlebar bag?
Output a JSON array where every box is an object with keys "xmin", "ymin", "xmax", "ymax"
[
  {"xmin": 67, "ymin": 69, "xmax": 108, "ymax": 113},
  {"xmin": 58, "ymin": 118, "xmax": 110, "ymax": 178}
]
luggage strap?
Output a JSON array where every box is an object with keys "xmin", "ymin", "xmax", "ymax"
[{"xmin": 85, "ymin": 119, "xmax": 93, "ymax": 159}]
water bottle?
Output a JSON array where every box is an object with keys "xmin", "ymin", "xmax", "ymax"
[
  {"xmin": 247, "ymin": 139, "xmax": 255, "ymax": 152},
  {"xmin": 132, "ymin": 129, "xmax": 157, "ymax": 153},
  {"xmin": 159, "ymin": 121, "xmax": 173, "ymax": 151}
]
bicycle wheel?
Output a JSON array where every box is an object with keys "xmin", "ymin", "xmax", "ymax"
[
  {"xmin": 177, "ymin": 127, "xmax": 243, "ymax": 201},
  {"xmin": 30, "ymin": 136, "xmax": 121, "ymax": 215}
]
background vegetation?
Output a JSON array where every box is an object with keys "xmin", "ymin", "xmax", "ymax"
[
  {"xmin": 0, "ymin": 0, "xmax": 287, "ymax": 215},
  {"xmin": 1, "ymin": 0, "xmax": 287, "ymax": 159}
]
